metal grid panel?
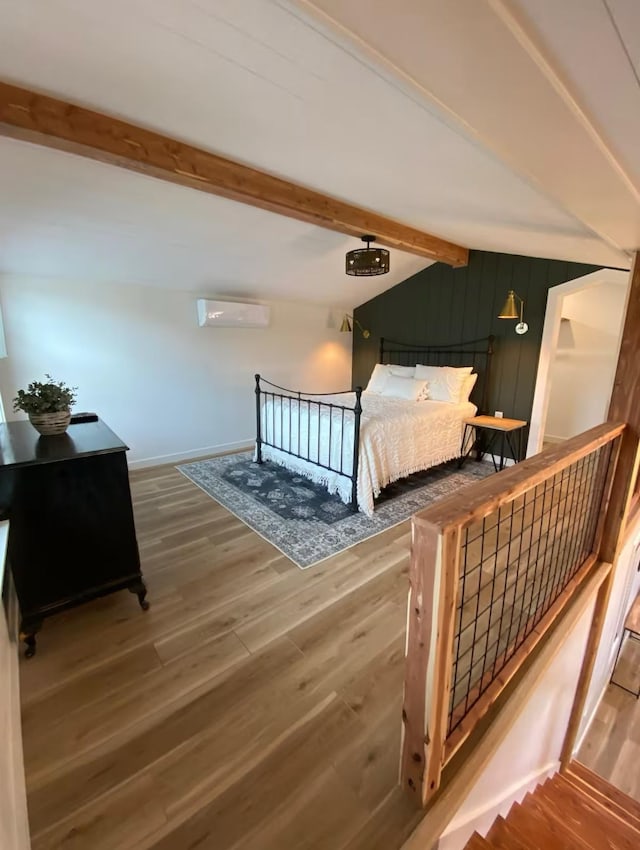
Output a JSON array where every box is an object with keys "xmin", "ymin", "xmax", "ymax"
[{"xmin": 447, "ymin": 443, "xmax": 612, "ymax": 736}]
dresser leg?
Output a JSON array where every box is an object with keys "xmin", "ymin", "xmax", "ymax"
[
  {"xmin": 129, "ymin": 578, "xmax": 150, "ymax": 611},
  {"xmin": 20, "ymin": 619, "xmax": 42, "ymax": 658}
]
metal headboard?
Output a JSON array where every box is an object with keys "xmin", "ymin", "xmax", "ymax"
[{"xmin": 379, "ymin": 335, "xmax": 495, "ymax": 414}]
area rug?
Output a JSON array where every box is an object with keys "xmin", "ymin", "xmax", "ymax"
[{"xmin": 177, "ymin": 451, "xmax": 492, "ymax": 569}]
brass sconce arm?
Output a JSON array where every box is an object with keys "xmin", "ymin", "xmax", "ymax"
[{"xmin": 339, "ymin": 314, "xmax": 371, "ymax": 338}]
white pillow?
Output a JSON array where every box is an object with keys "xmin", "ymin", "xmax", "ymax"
[
  {"xmin": 415, "ymin": 364, "xmax": 473, "ymax": 403},
  {"xmin": 380, "ymin": 375, "xmax": 429, "ymax": 402},
  {"xmin": 365, "ymin": 363, "xmax": 390, "ymax": 394},
  {"xmin": 460, "ymin": 373, "xmax": 478, "ymax": 403},
  {"xmin": 388, "ymin": 364, "xmax": 416, "ymax": 378}
]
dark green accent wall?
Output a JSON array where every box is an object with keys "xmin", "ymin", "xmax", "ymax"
[{"xmin": 353, "ymin": 250, "xmax": 600, "ymax": 430}]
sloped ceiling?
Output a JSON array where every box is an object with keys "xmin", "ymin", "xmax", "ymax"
[{"xmin": 0, "ymin": 0, "xmax": 636, "ymax": 307}]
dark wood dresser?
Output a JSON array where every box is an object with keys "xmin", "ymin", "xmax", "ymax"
[{"xmin": 0, "ymin": 418, "xmax": 147, "ymax": 656}]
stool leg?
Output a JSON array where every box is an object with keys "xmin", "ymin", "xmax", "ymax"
[
  {"xmin": 610, "ymin": 628, "xmax": 627, "ymax": 689},
  {"xmin": 485, "ymin": 431, "xmax": 499, "ymax": 472},
  {"xmin": 505, "ymin": 431, "xmax": 521, "ymax": 464}
]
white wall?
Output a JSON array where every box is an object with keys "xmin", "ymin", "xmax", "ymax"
[
  {"xmin": 544, "ymin": 282, "xmax": 627, "ymax": 442},
  {"xmin": 577, "ymin": 518, "xmax": 640, "ymax": 748},
  {"xmin": 438, "ymin": 596, "xmax": 595, "ymax": 850},
  {"xmin": 0, "ymin": 523, "xmax": 30, "ymax": 850},
  {"xmin": 0, "ymin": 275, "xmax": 352, "ymax": 466}
]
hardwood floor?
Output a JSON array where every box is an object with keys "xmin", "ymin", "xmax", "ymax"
[
  {"xmin": 19, "ymin": 462, "xmax": 422, "ymax": 850},
  {"xmin": 578, "ymin": 636, "xmax": 640, "ymax": 802}
]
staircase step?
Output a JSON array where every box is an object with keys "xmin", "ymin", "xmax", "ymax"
[
  {"xmin": 532, "ymin": 785, "xmax": 602, "ymax": 850},
  {"xmin": 566, "ymin": 761, "xmax": 640, "ymax": 827},
  {"xmin": 538, "ymin": 774, "xmax": 638, "ymax": 850},
  {"xmin": 563, "ymin": 771, "xmax": 640, "ymax": 833},
  {"xmin": 505, "ymin": 798, "xmax": 577, "ymax": 850},
  {"xmin": 552, "ymin": 773, "xmax": 640, "ymax": 836},
  {"xmin": 461, "ymin": 762, "xmax": 640, "ymax": 850},
  {"xmin": 519, "ymin": 791, "xmax": 585, "ymax": 850},
  {"xmin": 486, "ymin": 813, "xmax": 544, "ymax": 850},
  {"xmin": 463, "ymin": 834, "xmax": 494, "ymax": 850}
]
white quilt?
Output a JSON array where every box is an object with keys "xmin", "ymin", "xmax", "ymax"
[{"xmin": 258, "ymin": 391, "xmax": 476, "ymax": 515}]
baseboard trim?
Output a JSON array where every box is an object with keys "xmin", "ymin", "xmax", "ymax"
[
  {"xmin": 573, "ymin": 635, "xmax": 623, "ymax": 756},
  {"xmin": 544, "ymin": 434, "xmax": 568, "ymax": 445},
  {"xmin": 574, "ymin": 679, "xmax": 609, "ymax": 757},
  {"xmin": 128, "ymin": 439, "xmax": 253, "ymax": 470},
  {"xmin": 130, "ymin": 446, "xmax": 504, "ymax": 472},
  {"xmin": 481, "ymin": 454, "xmax": 517, "ymax": 469}
]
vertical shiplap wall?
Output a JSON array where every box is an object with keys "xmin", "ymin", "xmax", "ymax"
[{"xmin": 353, "ymin": 251, "xmax": 600, "ymax": 425}]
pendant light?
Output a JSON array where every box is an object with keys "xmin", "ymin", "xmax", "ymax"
[{"xmin": 345, "ymin": 235, "xmax": 390, "ymax": 276}]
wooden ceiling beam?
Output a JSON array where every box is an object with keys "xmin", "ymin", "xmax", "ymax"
[{"xmin": 0, "ymin": 81, "xmax": 468, "ymax": 267}]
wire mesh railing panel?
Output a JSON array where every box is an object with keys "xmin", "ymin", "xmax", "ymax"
[{"xmin": 447, "ymin": 442, "xmax": 612, "ymax": 736}]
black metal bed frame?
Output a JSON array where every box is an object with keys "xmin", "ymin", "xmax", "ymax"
[
  {"xmin": 254, "ymin": 376, "xmax": 363, "ymax": 511},
  {"xmin": 254, "ymin": 335, "xmax": 494, "ymax": 512},
  {"xmin": 378, "ymin": 335, "xmax": 495, "ymax": 415}
]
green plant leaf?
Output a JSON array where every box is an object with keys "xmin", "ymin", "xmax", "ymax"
[{"xmin": 13, "ymin": 376, "xmax": 78, "ymax": 414}]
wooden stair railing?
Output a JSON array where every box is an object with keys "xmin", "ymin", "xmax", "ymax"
[
  {"xmin": 402, "ymin": 422, "xmax": 634, "ymax": 805},
  {"xmin": 463, "ymin": 761, "xmax": 640, "ymax": 849}
]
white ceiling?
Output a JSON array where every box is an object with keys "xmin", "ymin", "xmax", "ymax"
[
  {"xmin": 498, "ymin": 0, "xmax": 640, "ymax": 192},
  {"xmin": 303, "ymin": 0, "xmax": 640, "ymax": 262},
  {"xmin": 0, "ymin": 137, "xmax": 427, "ymax": 303},
  {"xmin": 0, "ymin": 0, "xmax": 638, "ymax": 307}
]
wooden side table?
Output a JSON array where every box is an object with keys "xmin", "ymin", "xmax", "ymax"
[{"xmin": 459, "ymin": 415, "xmax": 528, "ymax": 472}]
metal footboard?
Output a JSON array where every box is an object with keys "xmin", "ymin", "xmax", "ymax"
[{"xmin": 254, "ymin": 374, "xmax": 363, "ymax": 511}]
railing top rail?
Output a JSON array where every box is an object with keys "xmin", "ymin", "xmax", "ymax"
[{"xmin": 415, "ymin": 421, "xmax": 625, "ymax": 532}]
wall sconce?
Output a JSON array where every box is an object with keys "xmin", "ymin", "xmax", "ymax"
[
  {"xmin": 498, "ymin": 290, "xmax": 528, "ymax": 335},
  {"xmin": 340, "ymin": 314, "xmax": 371, "ymax": 338}
]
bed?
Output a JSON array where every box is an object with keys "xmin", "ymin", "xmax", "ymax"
[{"xmin": 254, "ymin": 336, "xmax": 494, "ymax": 516}]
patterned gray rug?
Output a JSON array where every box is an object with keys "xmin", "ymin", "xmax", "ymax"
[{"xmin": 177, "ymin": 451, "xmax": 493, "ymax": 569}]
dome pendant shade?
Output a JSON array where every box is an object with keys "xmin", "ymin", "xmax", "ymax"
[
  {"xmin": 498, "ymin": 290, "xmax": 519, "ymax": 319},
  {"xmin": 345, "ymin": 235, "xmax": 390, "ymax": 276}
]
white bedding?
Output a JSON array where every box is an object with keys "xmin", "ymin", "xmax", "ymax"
[{"xmin": 258, "ymin": 391, "xmax": 476, "ymax": 515}]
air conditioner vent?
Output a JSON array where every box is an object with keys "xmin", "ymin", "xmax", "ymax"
[{"xmin": 196, "ymin": 299, "xmax": 270, "ymax": 328}]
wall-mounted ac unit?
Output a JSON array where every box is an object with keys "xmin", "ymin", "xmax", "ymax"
[{"xmin": 196, "ymin": 299, "xmax": 270, "ymax": 328}]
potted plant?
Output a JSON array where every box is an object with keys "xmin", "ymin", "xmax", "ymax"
[{"xmin": 13, "ymin": 375, "xmax": 78, "ymax": 436}]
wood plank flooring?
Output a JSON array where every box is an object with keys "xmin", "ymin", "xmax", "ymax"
[
  {"xmin": 19, "ymin": 462, "xmax": 422, "ymax": 850},
  {"xmin": 578, "ymin": 636, "xmax": 640, "ymax": 801}
]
